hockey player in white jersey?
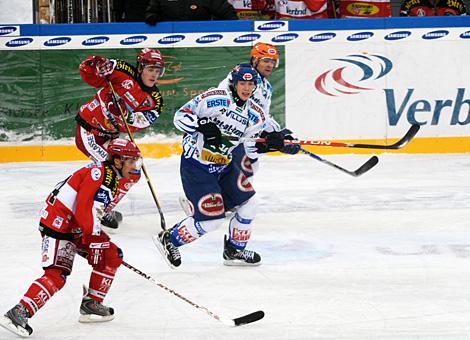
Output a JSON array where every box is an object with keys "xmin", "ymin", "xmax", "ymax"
[{"xmin": 154, "ymin": 64, "xmax": 286, "ymax": 268}]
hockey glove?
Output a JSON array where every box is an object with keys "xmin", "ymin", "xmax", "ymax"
[
  {"xmin": 255, "ymin": 131, "xmax": 285, "ymax": 153},
  {"xmin": 85, "ymin": 234, "xmax": 110, "ymax": 271},
  {"xmin": 280, "ymin": 128, "xmax": 300, "ymax": 155},
  {"xmin": 197, "ymin": 118, "xmax": 222, "ymax": 147},
  {"xmin": 95, "ymin": 56, "xmax": 114, "ymax": 78}
]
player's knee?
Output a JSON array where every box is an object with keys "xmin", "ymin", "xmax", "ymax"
[
  {"xmin": 105, "ymin": 243, "xmax": 123, "ymax": 269},
  {"xmin": 198, "ymin": 218, "xmax": 224, "ymax": 233},
  {"xmin": 237, "ymin": 196, "xmax": 258, "ymax": 220}
]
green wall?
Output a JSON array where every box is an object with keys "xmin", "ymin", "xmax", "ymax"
[{"xmin": 0, "ymin": 47, "xmax": 285, "ymax": 142}]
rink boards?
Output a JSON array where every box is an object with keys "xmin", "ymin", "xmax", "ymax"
[{"xmin": 0, "ymin": 17, "xmax": 469, "ymax": 161}]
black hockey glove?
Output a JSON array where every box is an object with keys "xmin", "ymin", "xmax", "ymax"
[
  {"xmin": 279, "ymin": 128, "xmax": 300, "ymax": 155},
  {"xmin": 255, "ymin": 131, "xmax": 285, "ymax": 153},
  {"xmin": 197, "ymin": 118, "xmax": 222, "ymax": 147}
]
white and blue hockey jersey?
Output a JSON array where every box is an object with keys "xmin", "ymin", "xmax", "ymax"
[{"xmin": 174, "ymin": 87, "xmax": 267, "ymax": 174}]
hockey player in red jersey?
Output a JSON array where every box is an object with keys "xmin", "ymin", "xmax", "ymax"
[
  {"xmin": 76, "ymin": 48, "xmax": 164, "ymax": 229},
  {"xmin": 0, "ymin": 138, "xmax": 142, "ymax": 338}
]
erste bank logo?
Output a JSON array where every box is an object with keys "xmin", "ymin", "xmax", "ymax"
[{"xmin": 314, "ymin": 53, "xmax": 393, "ymax": 97}]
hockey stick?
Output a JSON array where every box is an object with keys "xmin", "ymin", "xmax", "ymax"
[
  {"xmin": 299, "ymin": 148, "xmax": 378, "ymax": 177},
  {"xmin": 107, "ymin": 80, "xmax": 166, "ymax": 230},
  {"xmin": 121, "ymin": 261, "xmax": 265, "ymax": 326},
  {"xmin": 231, "ymin": 124, "xmax": 420, "ymax": 150}
]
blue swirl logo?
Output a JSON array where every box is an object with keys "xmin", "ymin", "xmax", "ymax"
[
  {"xmin": 158, "ymin": 35, "xmax": 185, "ymax": 44},
  {"xmin": 256, "ymin": 21, "xmax": 286, "ymax": 31},
  {"xmin": 196, "ymin": 34, "xmax": 223, "ymax": 44},
  {"xmin": 5, "ymin": 38, "xmax": 33, "ymax": 47},
  {"xmin": 233, "ymin": 33, "xmax": 261, "ymax": 43},
  {"xmin": 384, "ymin": 31, "xmax": 411, "ymax": 41},
  {"xmin": 422, "ymin": 30, "xmax": 449, "ymax": 40},
  {"xmin": 0, "ymin": 26, "xmax": 18, "ymax": 36},
  {"xmin": 120, "ymin": 35, "xmax": 147, "ymax": 45},
  {"xmin": 460, "ymin": 31, "xmax": 470, "ymax": 39},
  {"xmin": 82, "ymin": 36, "xmax": 109, "ymax": 46},
  {"xmin": 44, "ymin": 37, "xmax": 72, "ymax": 47},
  {"xmin": 347, "ymin": 32, "xmax": 374, "ymax": 41},
  {"xmin": 309, "ymin": 32, "xmax": 336, "ymax": 42},
  {"xmin": 314, "ymin": 53, "xmax": 393, "ymax": 97},
  {"xmin": 271, "ymin": 33, "xmax": 298, "ymax": 43}
]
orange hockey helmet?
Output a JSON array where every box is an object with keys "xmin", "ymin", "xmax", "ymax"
[{"xmin": 250, "ymin": 42, "xmax": 279, "ymax": 67}]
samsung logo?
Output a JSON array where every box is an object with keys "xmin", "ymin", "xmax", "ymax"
[
  {"xmin": 460, "ymin": 31, "xmax": 470, "ymax": 39},
  {"xmin": 44, "ymin": 37, "xmax": 72, "ymax": 47},
  {"xmin": 271, "ymin": 33, "xmax": 298, "ymax": 43},
  {"xmin": 120, "ymin": 35, "xmax": 147, "ymax": 45},
  {"xmin": 422, "ymin": 30, "xmax": 449, "ymax": 40},
  {"xmin": 5, "ymin": 37, "xmax": 33, "ymax": 47},
  {"xmin": 196, "ymin": 34, "xmax": 223, "ymax": 44},
  {"xmin": 158, "ymin": 35, "xmax": 185, "ymax": 44},
  {"xmin": 347, "ymin": 31, "xmax": 374, "ymax": 41},
  {"xmin": 82, "ymin": 36, "xmax": 110, "ymax": 46},
  {"xmin": 0, "ymin": 26, "xmax": 18, "ymax": 36},
  {"xmin": 384, "ymin": 31, "xmax": 411, "ymax": 41},
  {"xmin": 309, "ymin": 32, "xmax": 336, "ymax": 42},
  {"xmin": 233, "ymin": 33, "xmax": 261, "ymax": 43},
  {"xmin": 256, "ymin": 21, "xmax": 287, "ymax": 31}
]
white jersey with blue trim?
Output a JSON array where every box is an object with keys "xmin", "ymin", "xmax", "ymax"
[
  {"xmin": 174, "ymin": 87, "xmax": 267, "ymax": 174},
  {"xmin": 219, "ymin": 72, "xmax": 280, "ymax": 133}
]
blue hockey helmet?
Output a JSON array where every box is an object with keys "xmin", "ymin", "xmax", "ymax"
[{"xmin": 229, "ymin": 63, "xmax": 258, "ymax": 86}]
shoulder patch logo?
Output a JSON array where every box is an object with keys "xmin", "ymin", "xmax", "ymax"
[{"xmin": 91, "ymin": 168, "xmax": 102, "ymax": 181}]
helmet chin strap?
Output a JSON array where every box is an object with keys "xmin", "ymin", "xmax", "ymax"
[{"xmin": 229, "ymin": 83, "xmax": 247, "ymax": 107}]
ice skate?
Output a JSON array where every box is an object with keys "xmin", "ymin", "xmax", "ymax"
[
  {"xmin": 101, "ymin": 210, "xmax": 123, "ymax": 229},
  {"xmin": 153, "ymin": 230, "xmax": 182, "ymax": 269},
  {"xmin": 79, "ymin": 295, "xmax": 114, "ymax": 323},
  {"xmin": 223, "ymin": 235, "xmax": 261, "ymax": 266},
  {"xmin": 0, "ymin": 304, "xmax": 33, "ymax": 338}
]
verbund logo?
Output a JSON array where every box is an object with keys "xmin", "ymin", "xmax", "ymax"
[
  {"xmin": 347, "ymin": 31, "xmax": 374, "ymax": 41},
  {"xmin": 120, "ymin": 35, "xmax": 147, "ymax": 45},
  {"xmin": 422, "ymin": 30, "xmax": 449, "ymax": 40},
  {"xmin": 384, "ymin": 31, "xmax": 412, "ymax": 41},
  {"xmin": 82, "ymin": 36, "xmax": 109, "ymax": 46},
  {"xmin": 0, "ymin": 26, "xmax": 18, "ymax": 36},
  {"xmin": 271, "ymin": 33, "xmax": 298, "ymax": 43},
  {"xmin": 314, "ymin": 53, "xmax": 393, "ymax": 97},
  {"xmin": 255, "ymin": 21, "xmax": 287, "ymax": 31},
  {"xmin": 158, "ymin": 35, "xmax": 185, "ymax": 44},
  {"xmin": 44, "ymin": 37, "xmax": 72, "ymax": 47},
  {"xmin": 5, "ymin": 38, "xmax": 33, "ymax": 47},
  {"xmin": 309, "ymin": 32, "xmax": 336, "ymax": 42},
  {"xmin": 196, "ymin": 34, "xmax": 223, "ymax": 44},
  {"xmin": 233, "ymin": 33, "xmax": 261, "ymax": 43}
]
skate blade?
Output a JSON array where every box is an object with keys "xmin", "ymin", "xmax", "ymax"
[
  {"xmin": 223, "ymin": 259, "xmax": 261, "ymax": 267},
  {"xmin": 0, "ymin": 315, "xmax": 31, "ymax": 338},
  {"xmin": 152, "ymin": 235, "xmax": 179, "ymax": 270},
  {"xmin": 78, "ymin": 314, "xmax": 114, "ymax": 323}
]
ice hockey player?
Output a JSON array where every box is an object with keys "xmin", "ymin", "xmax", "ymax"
[
  {"xmin": 75, "ymin": 48, "xmax": 164, "ymax": 229},
  {"xmin": 155, "ymin": 64, "xmax": 286, "ymax": 268},
  {"xmin": 0, "ymin": 138, "xmax": 142, "ymax": 338}
]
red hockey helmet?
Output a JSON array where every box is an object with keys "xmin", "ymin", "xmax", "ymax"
[
  {"xmin": 137, "ymin": 48, "xmax": 165, "ymax": 76},
  {"xmin": 107, "ymin": 138, "xmax": 141, "ymax": 161}
]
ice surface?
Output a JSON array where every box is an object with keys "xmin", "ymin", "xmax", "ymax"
[{"xmin": 1, "ymin": 153, "xmax": 470, "ymax": 340}]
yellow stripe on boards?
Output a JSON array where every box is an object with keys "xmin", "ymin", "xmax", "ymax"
[{"xmin": 0, "ymin": 137, "xmax": 469, "ymax": 163}]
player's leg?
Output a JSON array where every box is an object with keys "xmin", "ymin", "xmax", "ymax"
[
  {"xmin": 1, "ymin": 236, "xmax": 77, "ymax": 337},
  {"xmin": 220, "ymin": 165, "xmax": 261, "ymax": 266}
]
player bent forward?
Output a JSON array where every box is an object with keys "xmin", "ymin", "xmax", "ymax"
[
  {"xmin": 0, "ymin": 138, "xmax": 142, "ymax": 338},
  {"xmin": 154, "ymin": 64, "xmax": 286, "ymax": 268}
]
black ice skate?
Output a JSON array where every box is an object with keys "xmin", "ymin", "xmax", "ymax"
[
  {"xmin": 153, "ymin": 230, "xmax": 182, "ymax": 269},
  {"xmin": 79, "ymin": 296, "xmax": 115, "ymax": 323},
  {"xmin": 0, "ymin": 303, "xmax": 33, "ymax": 338},
  {"xmin": 101, "ymin": 210, "xmax": 123, "ymax": 229},
  {"xmin": 223, "ymin": 235, "xmax": 261, "ymax": 266}
]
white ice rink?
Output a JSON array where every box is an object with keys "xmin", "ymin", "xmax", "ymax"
[{"xmin": 1, "ymin": 153, "xmax": 470, "ymax": 340}]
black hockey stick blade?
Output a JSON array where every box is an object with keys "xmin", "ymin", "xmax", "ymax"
[
  {"xmin": 233, "ymin": 310, "xmax": 265, "ymax": 326},
  {"xmin": 351, "ymin": 155, "xmax": 379, "ymax": 177},
  {"xmin": 350, "ymin": 124, "xmax": 420, "ymax": 149}
]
